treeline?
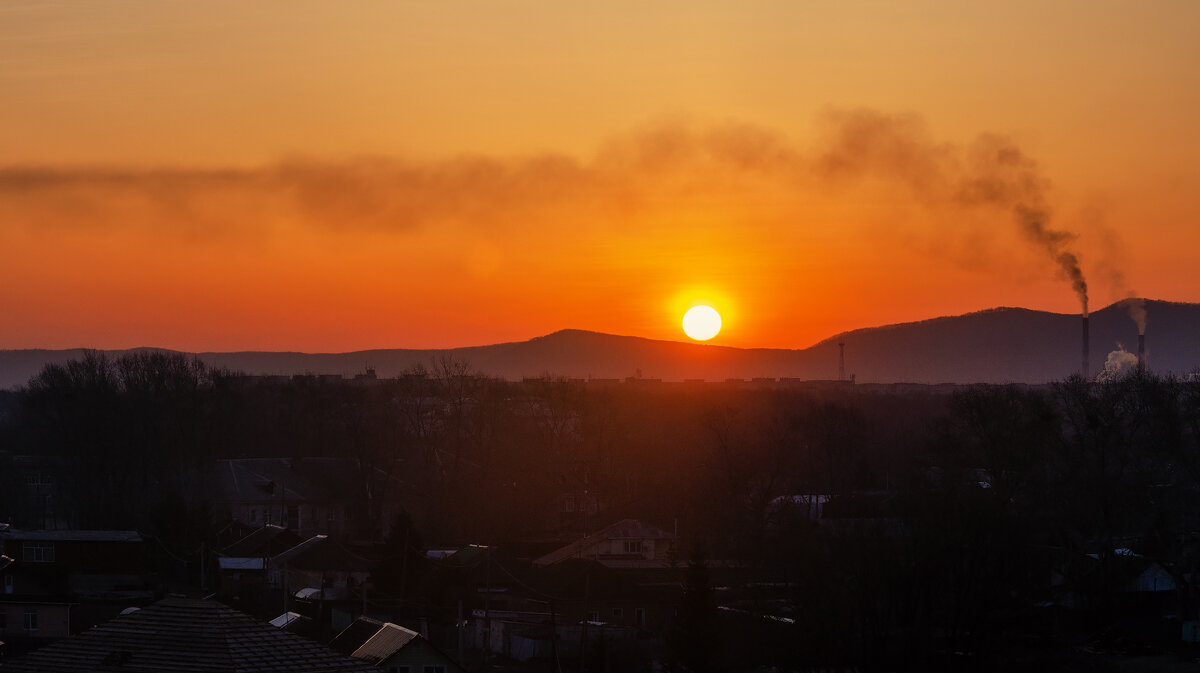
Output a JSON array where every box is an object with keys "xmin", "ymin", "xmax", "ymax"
[{"xmin": 0, "ymin": 351, "xmax": 936, "ymax": 539}]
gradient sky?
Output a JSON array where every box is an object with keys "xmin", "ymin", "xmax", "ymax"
[{"xmin": 2, "ymin": 1, "xmax": 1198, "ymax": 351}]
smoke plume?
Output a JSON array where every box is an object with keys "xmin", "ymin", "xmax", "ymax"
[
  {"xmin": 0, "ymin": 110, "xmax": 1090, "ymax": 311},
  {"xmin": 1097, "ymin": 345, "xmax": 1139, "ymax": 382},
  {"xmin": 816, "ymin": 110, "xmax": 1089, "ymax": 315},
  {"xmin": 1124, "ymin": 296, "xmax": 1147, "ymax": 335}
]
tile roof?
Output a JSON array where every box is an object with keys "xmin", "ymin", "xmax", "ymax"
[
  {"xmin": 0, "ymin": 598, "xmax": 375, "ymax": 673},
  {"xmin": 349, "ymin": 623, "xmax": 420, "ymax": 665}
]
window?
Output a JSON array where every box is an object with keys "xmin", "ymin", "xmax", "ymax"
[
  {"xmin": 0, "ymin": 608, "xmax": 7, "ymax": 629},
  {"xmin": 564, "ymin": 495, "xmax": 575, "ymax": 512},
  {"xmin": 611, "ymin": 608, "xmax": 623, "ymax": 618},
  {"xmin": 4, "ymin": 573, "xmax": 13, "ymax": 594},
  {"xmin": 24, "ymin": 609, "xmax": 38, "ymax": 631},
  {"xmin": 587, "ymin": 611, "xmax": 599, "ymax": 622},
  {"xmin": 22, "ymin": 543, "xmax": 55, "ymax": 563},
  {"xmin": 265, "ymin": 510, "xmax": 272, "ymax": 525},
  {"xmin": 423, "ymin": 667, "xmax": 445, "ymax": 673},
  {"xmin": 328, "ymin": 506, "xmax": 337, "ymax": 522},
  {"xmin": 387, "ymin": 666, "xmax": 410, "ymax": 673},
  {"xmin": 249, "ymin": 509, "xmax": 257, "ymax": 523},
  {"xmin": 635, "ymin": 607, "xmax": 646, "ymax": 627},
  {"xmin": 622, "ymin": 540, "xmax": 643, "ymax": 554}
]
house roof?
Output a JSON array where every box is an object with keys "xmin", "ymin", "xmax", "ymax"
[
  {"xmin": 0, "ymin": 529, "xmax": 142, "ymax": 543},
  {"xmin": 443, "ymin": 544, "xmax": 489, "ymax": 568},
  {"xmin": 212, "ymin": 458, "xmax": 376, "ymax": 505},
  {"xmin": 328, "ymin": 616, "xmax": 385, "ymax": 657},
  {"xmin": 350, "ymin": 623, "xmax": 420, "ymax": 665},
  {"xmin": 221, "ymin": 525, "xmax": 303, "ymax": 558},
  {"xmin": 268, "ymin": 611, "xmax": 315, "ymax": 638},
  {"xmin": 533, "ymin": 519, "xmax": 675, "ymax": 567},
  {"xmin": 0, "ymin": 598, "xmax": 375, "ymax": 673},
  {"xmin": 269, "ymin": 534, "xmax": 328, "ymax": 566},
  {"xmin": 218, "ymin": 558, "xmax": 264, "ymax": 570},
  {"xmin": 66, "ymin": 573, "xmax": 154, "ymax": 601},
  {"xmin": 268, "ymin": 611, "xmax": 305, "ymax": 628},
  {"xmin": 280, "ymin": 537, "xmax": 375, "ymax": 572}
]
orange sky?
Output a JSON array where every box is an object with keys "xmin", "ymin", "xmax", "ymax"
[{"xmin": 2, "ymin": 1, "xmax": 1198, "ymax": 351}]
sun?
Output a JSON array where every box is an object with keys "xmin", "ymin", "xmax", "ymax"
[{"xmin": 682, "ymin": 305, "xmax": 722, "ymax": 341}]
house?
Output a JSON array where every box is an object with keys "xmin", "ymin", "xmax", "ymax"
[
  {"xmin": 0, "ymin": 453, "xmax": 70, "ymax": 531},
  {"xmin": 1051, "ymin": 548, "xmax": 1181, "ymax": 612},
  {"xmin": 0, "ymin": 525, "xmax": 152, "ymax": 650},
  {"xmin": 217, "ymin": 526, "xmax": 375, "ymax": 631},
  {"xmin": 273, "ymin": 534, "xmax": 372, "ymax": 604},
  {"xmin": 818, "ymin": 491, "xmax": 916, "ymax": 537},
  {"xmin": 428, "ymin": 545, "xmax": 677, "ymax": 666},
  {"xmin": 533, "ymin": 519, "xmax": 677, "ymax": 569},
  {"xmin": 333, "ymin": 618, "xmax": 466, "ymax": 673},
  {"xmin": 215, "ymin": 524, "xmax": 304, "ymax": 610},
  {"xmin": 209, "ymin": 457, "xmax": 415, "ymax": 543},
  {"xmin": 0, "ymin": 598, "xmax": 376, "ymax": 672}
]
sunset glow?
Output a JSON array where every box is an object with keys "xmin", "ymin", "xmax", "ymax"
[{"xmin": 2, "ymin": 1, "xmax": 1199, "ymax": 352}]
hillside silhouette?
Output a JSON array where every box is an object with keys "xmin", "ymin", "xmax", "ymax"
[{"xmin": 3, "ymin": 299, "xmax": 1198, "ymax": 388}]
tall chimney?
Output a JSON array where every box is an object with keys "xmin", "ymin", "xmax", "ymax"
[
  {"xmin": 838, "ymin": 342, "xmax": 845, "ymax": 381},
  {"xmin": 1082, "ymin": 316, "xmax": 1090, "ymax": 379},
  {"xmin": 1137, "ymin": 333, "xmax": 1146, "ymax": 373}
]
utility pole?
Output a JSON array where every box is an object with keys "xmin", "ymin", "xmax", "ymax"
[
  {"xmin": 457, "ymin": 600, "xmax": 464, "ymax": 669},
  {"xmin": 551, "ymin": 601, "xmax": 562, "ymax": 673},
  {"xmin": 399, "ymin": 523, "xmax": 410, "ymax": 603},
  {"xmin": 484, "ymin": 546, "xmax": 492, "ymax": 670},
  {"xmin": 578, "ymin": 572, "xmax": 590, "ymax": 673}
]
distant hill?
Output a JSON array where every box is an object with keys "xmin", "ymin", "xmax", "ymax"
[{"xmin": 3, "ymin": 299, "xmax": 1199, "ymax": 388}]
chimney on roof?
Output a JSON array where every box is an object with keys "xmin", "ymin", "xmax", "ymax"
[{"xmin": 1137, "ymin": 333, "xmax": 1146, "ymax": 373}]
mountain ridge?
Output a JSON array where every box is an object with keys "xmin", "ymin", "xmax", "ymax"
[{"xmin": 3, "ymin": 299, "xmax": 1199, "ymax": 388}]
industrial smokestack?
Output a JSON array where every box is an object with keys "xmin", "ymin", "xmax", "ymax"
[
  {"xmin": 1137, "ymin": 333, "xmax": 1146, "ymax": 373},
  {"xmin": 1082, "ymin": 315, "xmax": 1090, "ymax": 379},
  {"xmin": 838, "ymin": 342, "xmax": 845, "ymax": 381}
]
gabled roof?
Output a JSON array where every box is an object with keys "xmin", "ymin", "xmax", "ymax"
[
  {"xmin": 280, "ymin": 537, "xmax": 374, "ymax": 572},
  {"xmin": 1, "ymin": 598, "xmax": 374, "ymax": 673},
  {"xmin": 534, "ymin": 519, "xmax": 675, "ymax": 567},
  {"xmin": 213, "ymin": 458, "xmax": 374, "ymax": 504},
  {"xmin": 350, "ymin": 623, "xmax": 420, "ymax": 665},
  {"xmin": 443, "ymin": 544, "xmax": 489, "ymax": 568},
  {"xmin": 269, "ymin": 534, "xmax": 328, "ymax": 566},
  {"xmin": 328, "ymin": 616, "xmax": 384, "ymax": 657},
  {"xmin": 221, "ymin": 525, "xmax": 303, "ymax": 558}
]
